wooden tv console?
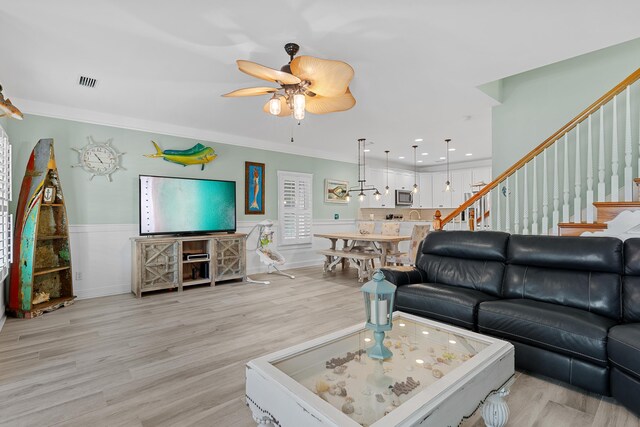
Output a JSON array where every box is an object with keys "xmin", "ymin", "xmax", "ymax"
[{"xmin": 130, "ymin": 233, "xmax": 246, "ymax": 298}]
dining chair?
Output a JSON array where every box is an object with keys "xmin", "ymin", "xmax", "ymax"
[
  {"xmin": 357, "ymin": 221, "xmax": 376, "ymax": 235},
  {"xmin": 353, "ymin": 221, "xmax": 378, "ymax": 269},
  {"xmin": 385, "ymin": 224, "xmax": 430, "ymax": 266},
  {"xmin": 381, "ymin": 222, "xmax": 400, "ymax": 236}
]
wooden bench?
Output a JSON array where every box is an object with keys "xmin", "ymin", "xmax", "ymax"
[{"xmin": 318, "ymin": 249, "xmax": 380, "ymax": 282}]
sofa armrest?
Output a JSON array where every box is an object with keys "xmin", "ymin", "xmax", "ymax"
[{"xmin": 380, "ymin": 267, "xmax": 427, "ymax": 287}]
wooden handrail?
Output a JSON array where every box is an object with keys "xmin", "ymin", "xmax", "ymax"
[{"xmin": 439, "ymin": 66, "xmax": 640, "ymax": 229}]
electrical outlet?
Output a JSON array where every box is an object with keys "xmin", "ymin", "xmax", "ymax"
[{"xmin": 75, "ymin": 271, "xmax": 82, "ymax": 281}]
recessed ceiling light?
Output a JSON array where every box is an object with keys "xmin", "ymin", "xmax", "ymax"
[
  {"xmin": 417, "ymin": 160, "xmax": 423, "ymax": 163},
  {"xmin": 465, "ymin": 153, "xmax": 473, "ymax": 156},
  {"xmin": 416, "ymin": 359, "xmax": 424, "ymax": 364},
  {"xmin": 449, "ymin": 340, "xmax": 457, "ymax": 344},
  {"xmin": 421, "ymin": 152, "xmax": 428, "ymax": 156},
  {"xmin": 399, "ymin": 323, "xmax": 406, "ymax": 327},
  {"xmin": 448, "ymin": 148, "xmax": 456, "ymax": 152},
  {"xmin": 414, "ymin": 138, "xmax": 423, "ymax": 142},
  {"xmin": 363, "ymin": 149, "xmax": 370, "ymax": 152},
  {"xmin": 422, "ymin": 330, "xmax": 429, "ymax": 335},
  {"xmin": 439, "ymin": 156, "xmax": 446, "ymax": 160},
  {"xmin": 398, "ymin": 156, "xmax": 405, "ymax": 159},
  {"xmin": 364, "ymin": 338, "xmax": 372, "ymax": 342}
]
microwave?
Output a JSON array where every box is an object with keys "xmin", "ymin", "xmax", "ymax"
[{"xmin": 395, "ymin": 189, "xmax": 413, "ymax": 206}]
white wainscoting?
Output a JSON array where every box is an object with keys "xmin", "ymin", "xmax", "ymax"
[{"xmin": 68, "ymin": 219, "xmax": 357, "ymax": 300}]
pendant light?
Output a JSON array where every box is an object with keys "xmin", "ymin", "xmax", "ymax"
[
  {"xmin": 445, "ymin": 138, "xmax": 452, "ymax": 192},
  {"xmin": 412, "ymin": 145, "xmax": 418, "ymax": 193},
  {"xmin": 346, "ymin": 138, "xmax": 381, "ymax": 202},
  {"xmin": 384, "ymin": 150, "xmax": 390, "ymax": 195}
]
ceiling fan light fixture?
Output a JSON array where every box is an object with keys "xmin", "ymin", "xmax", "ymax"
[
  {"xmin": 293, "ymin": 93, "xmax": 305, "ymax": 120},
  {"xmin": 268, "ymin": 95, "xmax": 282, "ymax": 115}
]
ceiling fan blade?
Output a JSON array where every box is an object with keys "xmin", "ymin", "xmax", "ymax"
[
  {"xmin": 222, "ymin": 87, "xmax": 279, "ymax": 97},
  {"xmin": 290, "ymin": 56, "xmax": 354, "ymax": 98},
  {"xmin": 237, "ymin": 60, "xmax": 301, "ymax": 85},
  {"xmin": 305, "ymin": 88, "xmax": 356, "ymax": 114},
  {"xmin": 262, "ymin": 97, "xmax": 292, "ymax": 117}
]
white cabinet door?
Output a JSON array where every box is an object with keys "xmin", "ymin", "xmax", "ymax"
[
  {"xmin": 376, "ymin": 170, "xmax": 393, "ymax": 208},
  {"xmin": 451, "ymin": 170, "xmax": 473, "ymax": 208},
  {"xmin": 432, "ymin": 172, "xmax": 452, "ymax": 208},
  {"xmin": 418, "ymin": 173, "xmax": 433, "ymax": 207},
  {"xmin": 394, "ymin": 171, "xmax": 414, "ymax": 191}
]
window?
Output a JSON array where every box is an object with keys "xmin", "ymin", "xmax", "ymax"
[
  {"xmin": 0, "ymin": 125, "xmax": 11, "ymax": 281},
  {"xmin": 277, "ymin": 171, "xmax": 312, "ymax": 246}
]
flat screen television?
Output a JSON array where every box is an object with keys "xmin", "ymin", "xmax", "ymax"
[{"xmin": 139, "ymin": 175, "xmax": 236, "ymax": 236}]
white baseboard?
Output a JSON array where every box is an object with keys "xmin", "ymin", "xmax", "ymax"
[
  {"xmin": 75, "ymin": 284, "xmax": 132, "ymax": 300},
  {"xmin": 67, "ymin": 220, "xmax": 355, "ymax": 300}
]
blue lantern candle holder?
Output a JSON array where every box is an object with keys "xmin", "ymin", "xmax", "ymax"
[{"xmin": 361, "ymin": 269, "xmax": 397, "ymax": 360}]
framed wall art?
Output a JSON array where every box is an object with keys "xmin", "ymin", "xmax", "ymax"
[
  {"xmin": 245, "ymin": 161, "xmax": 265, "ymax": 215},
  {"xmin": 324, "ymin": 179, "xmax": 349, "ymax": 203}
]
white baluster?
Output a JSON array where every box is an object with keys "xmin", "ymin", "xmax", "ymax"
[
  {"xmin": 532, "ymin": 157, "xmax": 539, "ymax": 235},
  {"xmin": 638, "ymin": 94, "xmax": 640, "ymax": 193},
  {"xmin": 574, "ymin": 124, "xmax": 582, "ymax": 222},
  {"xmin": 625, "ymin": 86, "xmax": 633, "ymax": 201},
  {"xmin": 563, "ymin": 133, "xmax": 570, "ymax": 222},
  {"xmin": 505, "ymin": 176, "xmax": 511, "ymax": 233},
  {"xmin": 523, "ymin": 164, "xmax": 529, "ymax": 235},
  {"xmin": 484, "ymin": 194, "xmax": 490, "ymax": 230},
  {"xmin": 586, "ymin": 114, "xmax": 594, "ymax": 223},
  {"xmin": 612, "ymin": 95, "xmax": 619, "ymax": 202},
  {"xmin": 542, "ymin": 148, "xmax": 549, "ymax": 234},
  {"xmin": 496, "ymin": 186, "xmax": 501, "ymax": 231},
  {"xmin": 514, "ymin": 171, "xmax": 520, "ymax": 234},
  {"xmin": 553, "ymin": 143, "xmax": 560, "ymax": 235},
  {"xmin": 598, "ymin": 105, "xmax": 606, "ymax": 202}
]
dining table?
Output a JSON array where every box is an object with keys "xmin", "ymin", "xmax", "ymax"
[{"xmin": 314, "ymin": 232, "xmax": 411, "ymax": 281}]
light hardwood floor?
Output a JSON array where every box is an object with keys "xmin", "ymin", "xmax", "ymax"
[{"xmin": 0, "ymin": 266, "xmax": 638, "ymax": 427}]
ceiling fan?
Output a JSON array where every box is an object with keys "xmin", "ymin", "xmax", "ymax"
[{"xmin": 222, "ymin": 43, "xmax": 355, "ymax": 121}]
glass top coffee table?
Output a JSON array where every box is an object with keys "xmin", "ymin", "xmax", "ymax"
[{"xmin": 246, "ymin": 312, "xmax": 514, "ymax": 427}]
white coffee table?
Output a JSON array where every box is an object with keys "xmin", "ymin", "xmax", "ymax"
[{"xmin": 246, "ymin": 312, "xmax": 514, "ymax": 427}]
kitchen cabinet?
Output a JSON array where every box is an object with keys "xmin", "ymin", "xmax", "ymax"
[
  {"xmin": 416, "ymin": 173, "xmax": 433, "ymax": 208},
  {"xmin": 431, "ymin": 172, "xmax": 452, "ymax": 208}
]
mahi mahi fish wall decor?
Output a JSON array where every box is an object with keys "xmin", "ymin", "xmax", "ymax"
[{"xmin": 144, "ymin": 141, "xmax": 218, "ymax": 170}]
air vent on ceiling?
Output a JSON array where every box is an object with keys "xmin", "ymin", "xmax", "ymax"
[{"xmin": 78, "ymin": 76, "xmax": 98, "ymax": 88}]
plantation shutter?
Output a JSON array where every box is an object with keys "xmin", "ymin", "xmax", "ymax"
[
  {"xmin": 0, "ymin": 125, "xmax": 12, "ymax": 281},
  {"xmin": 278, "ymin": 171, "xmax": 313, "ymax": 245}
]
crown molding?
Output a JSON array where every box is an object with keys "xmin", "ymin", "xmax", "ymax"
[{"xmin": 13, "ymin": 97, "xmax": 358, "ymax": 164}]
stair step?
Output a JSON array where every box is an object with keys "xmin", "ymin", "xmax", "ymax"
[
  {"xmin": 557, "ymin": 222, "xmax": 607, "ymax": 237},
  {"xmin": 593, "ymin": 202, "xmax": 640, "ymax": 222}
]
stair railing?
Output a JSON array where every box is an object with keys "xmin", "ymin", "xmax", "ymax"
[{"xmin": 434, "ymin": 67, "xmax": 640, "ymax": 234}]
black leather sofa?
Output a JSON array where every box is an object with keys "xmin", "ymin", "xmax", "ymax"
[{"xmin": 381, "ymin": 231, "xmax": 640, "ymax": 416}]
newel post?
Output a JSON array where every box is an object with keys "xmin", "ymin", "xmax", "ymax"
[
  {"xmin": 468, "ymin": 208, "xmax": 475, "ymax": 231},
  {"xmin": 433, "ymin": 210, "xmax": 442, "ymax": 230}
]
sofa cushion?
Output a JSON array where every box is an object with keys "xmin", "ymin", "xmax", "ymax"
[
  {"xmin": 623, "ymin": 238, "xmax": 640, "ymax": 322},
  {"xmin": 608, "ymin": 324, "xmax": 640, "ymax": 378},
  {"xmin": 396, "ymin": 283, "xmax": 498, "ymax": 330},
  {"xmin": 503, "ymin": 235, "xmax": 623, "ymax": 319},
  {"xmin": 478, "ymin": 299, "xmax": 617, "ymax": 366},
  {"xmin": 414, "ymin": 231, "xmax": 510, "ymax": 297}
]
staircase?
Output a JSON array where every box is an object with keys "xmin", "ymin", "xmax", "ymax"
[{"xmin": 433, "ymin": 67, "xmax": 640, "ymax": 238}]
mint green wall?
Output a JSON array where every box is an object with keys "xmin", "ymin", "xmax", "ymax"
[
  {"xmin": 492, "ymin": 38, "xmax": 640, "ymax": 174},
  {"xmin": 7, "ymin": 115, "xmax": 358, "ymax": 224}
]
